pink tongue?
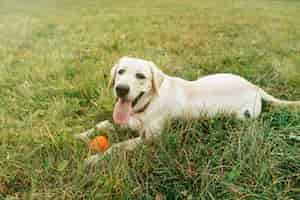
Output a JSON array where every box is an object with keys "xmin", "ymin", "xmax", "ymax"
[{"xmin": 113, "ymin": 99, "xmax": 132, "ymax": 124}]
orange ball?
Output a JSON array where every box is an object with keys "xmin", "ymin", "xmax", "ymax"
[{"xmin": 90, "ymin": 136, "xmax": 109, "ymax": 152}]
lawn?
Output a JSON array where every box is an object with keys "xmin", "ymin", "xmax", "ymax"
[{"xmin": 0, "ymin": 0, "xmax": 300, "ymax": 199}]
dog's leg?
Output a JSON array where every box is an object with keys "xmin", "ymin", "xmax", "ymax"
[
  {"xmin": 73, "ymin": 128, "xmax": 95, "ymax": 141},
  {"xmin": 74, "ymin": 120, "xmax": 114, "ymax": 141},
  {"xmin": 85, "ymin": 137, "xmax": 143, "ymax": 165},
  {"xmin": 95, "ymin": 120, "xmax": 115, "ymax": 132},
  {"xmin": 85, "ymin": 119, "xmax": 164, "ymax": 166}
]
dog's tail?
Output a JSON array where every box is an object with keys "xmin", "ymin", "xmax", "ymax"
[{"xmin": 258, "ymin": 87, "xmax": 300, "ymax": 106}]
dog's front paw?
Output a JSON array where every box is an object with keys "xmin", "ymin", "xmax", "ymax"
[
  {"xmin": 95, "ymin": 120, "xmax": 115, "ymax": 132},
  {"xmin": 74, "ymin": 131, "xmax": 91, "ymax": 142},
  {"xmin": 84, "ymin": 148, "xmax": 113, "ymax": 166},
  {"xmin": 84, "ymin": 154, "xmax": 105, "ymax": 166}
]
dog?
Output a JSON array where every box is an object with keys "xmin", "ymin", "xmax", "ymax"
[{"xmin": 76, "ymin": 56, "xmax": 300, "ymax": 164}]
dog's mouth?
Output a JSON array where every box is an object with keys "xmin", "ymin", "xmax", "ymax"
[
  {"xmin": 113, "ymin": 92, "xmax": 144, "ymax": 124},
  {"xmin": 132, "ymin": 92, "xmax": 144, "ymax": 108}
]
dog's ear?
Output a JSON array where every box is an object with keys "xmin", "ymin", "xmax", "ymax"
[
  {"xmin": 149, "ymin": 61, "xmax": 164, "ymax": 95},
  {"xmin": 108, "ymin": 63, "xmax": 118, "ymax": 88}
]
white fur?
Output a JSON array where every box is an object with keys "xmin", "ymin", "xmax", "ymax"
[{"xmin": 79, "ymin": 56, "xmax": 300, "ymax": 165}]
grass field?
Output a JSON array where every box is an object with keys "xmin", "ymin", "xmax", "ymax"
[{"xmin": 1, "ymin": 0, "xmax": 300, "ymax": 199}]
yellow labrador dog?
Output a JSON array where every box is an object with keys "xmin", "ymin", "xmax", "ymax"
[{"xmin": 77, "ymin": 56, "xmax": 300, "ymax": 164}]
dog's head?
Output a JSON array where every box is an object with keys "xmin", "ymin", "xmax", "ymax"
[{"xmin": 109, "ymin": 56, "xmax": 164, "ymax": 124}]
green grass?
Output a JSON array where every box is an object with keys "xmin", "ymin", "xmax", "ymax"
[{"xmin": 1, "ymin": 0, "xmax": 300, "ymax": 199}]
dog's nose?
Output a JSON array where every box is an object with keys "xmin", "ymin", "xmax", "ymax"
[{"xmin": 116, "ymin": 84, "xmax": 130, "ymax": 98}]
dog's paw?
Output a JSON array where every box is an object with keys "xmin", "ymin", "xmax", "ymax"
[
  {"xmin": 84, "ymin": 154, "xmax": 104, "ymax": 166},
  {"xmin": 95, "ymin": 120, "xmax": 115, "ymax": 132},
  {"xmin": 84, "ymin": 148, "xmax": 113, "ymax": 166},
  {"xmin": 74, "ymin": 131, "xmax": 91, "ymax": 142}
]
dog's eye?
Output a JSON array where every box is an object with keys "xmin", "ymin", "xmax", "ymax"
[
  {"xmin": 118, "ymin": 69, "xmax": 125, "ymax": 75},
  {"xmin": 136, "ymin": 73, "xmax": 146, "ymax": 79}
]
